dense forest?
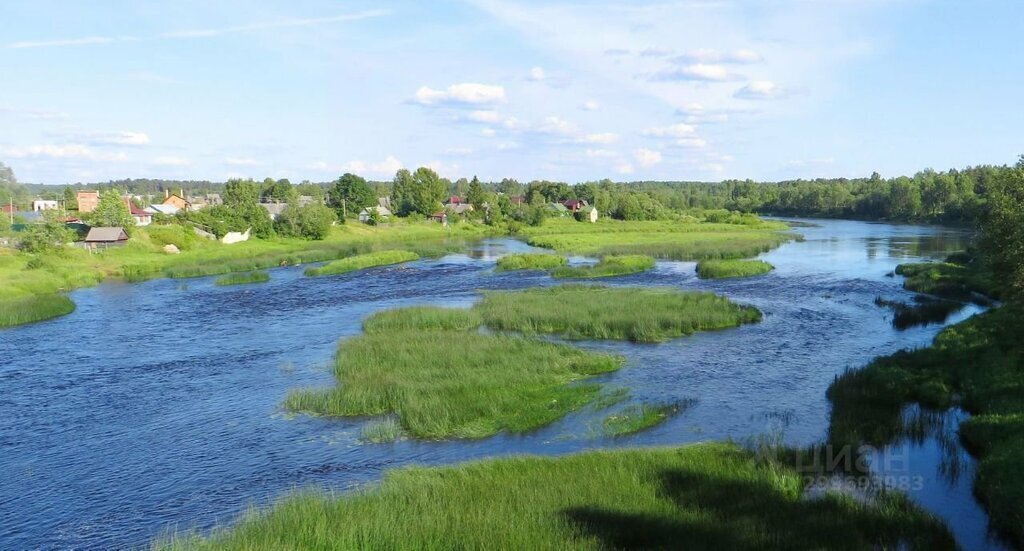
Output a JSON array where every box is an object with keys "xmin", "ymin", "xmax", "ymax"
[{"xmin": 0, "ymin": 160, "xmax": 1016, "ymax": 228}]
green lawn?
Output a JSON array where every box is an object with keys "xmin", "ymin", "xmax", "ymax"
[{"xmin": 161, "ymin": 443, "xmax": 954, "ymax": 550}]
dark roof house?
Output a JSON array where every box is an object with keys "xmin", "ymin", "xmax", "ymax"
[{"xmin": 84, "ymin": 227, "xmax": 129, "ymax": 248}]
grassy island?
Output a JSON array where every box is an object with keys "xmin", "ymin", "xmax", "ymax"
[
  {"xmin": 285, "ymin": 307, "xmax": 623, "ymax": 439},
  {"xmin": 478, "ymin": 285, "xmax": 761, "ymax": 342},
  {"xmin": 0, "ymin": 293, "xmax": 75, "ymax": 328},
  {"xmin": 495, "ymin": 253, "xmax": 567, "ymax": 271},
  {"xmin": 522, "ymin": 219, "xmax": 794, "ymax": 261},
  {"xmin": 161, "ymin": 442, "xmax": 953, "ymax": 550},
  {"xmin": 552, "ymin": 255, "xmax": 655, "ymax": 279},
  {"xmin": 696, "ymin": 259, "xmax": 774, "ymax": 279},
  {"xmin": 214, "ymin": 271, "xmax": 270, "ymax": 286},
  {"xmin": 304, "ymin": 250, "xmax": 419, "ymax": 277}
]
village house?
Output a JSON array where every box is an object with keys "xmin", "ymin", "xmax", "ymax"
[
  {"xmin": 260, "ymin": 202, "xmax": 288, "ymax": 220},
  {"xmin": 1, "ymin": 204, "xmax": 15, "ymax": 216},
  {"xmin": 123, "ymin": 198, "xmax": 152, "ymax": 226},
  {"xmin": 32, "ymin": 200, "xmax": 59, "ymax": 211},
  {"xmin": 358, "ymin": 205, "xmax": 392, "ymax": 223},
  {"xmin": 449, "ymin": 203, "xmax": 474, "ymax": 216},
  {"xmin": 162, "ymin": 191, "xmax": 191, "ymax": 211},
  {"xmin": 579, "ymin": 205, "xmax": 599, "ymax": 223},
  {"xmin": 429, "ymin": 211, "xmax": 448, "ymax": 225},
  {"xmin": 562, "ymin": 199, "xmax": 588, "ymax": 213},
  {"xmin": 83, "ymin": 227, "xmax": 129, "ymax": 250},
  {"xmin": 547, "ymin": 202, "xmax": 570, "ymax": 217},
  {"xmin": 76, "ymin": 191, "xmax": 100, "ymax": 213}
]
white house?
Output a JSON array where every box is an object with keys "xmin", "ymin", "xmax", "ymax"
[
  {"xmin": 358, "ymin": 205, "xmax": 392, "ymax": 223},
  {"xmin": 32, "ymin": 200, "xmax": 59, "ymax": 211}
]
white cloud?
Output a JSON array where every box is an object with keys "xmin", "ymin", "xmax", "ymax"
[
  {"xmin": 585, "ymin": 149, "xmax": 617, "ymax": 158},
  {"xmin": 672, "ymin": 48, "xmax": 762, "ymax": 64},
  {"xmin": 7, "ymin": 11, "xmax": 391, "ymax": 49},
  {"xmin": 642, "ymin": 123, "xmax": 696, "ymax": 138},
  {"xmin": 497, "ymin": 141, "xmax": 520, "ymax": 151},
  {"xmin": 152, "ymin": 156, "xmax": 189, "ymax": 166},
  {"xmin": 101, "ymin": 131, "xmax": 150, "ymax": 145},
  {"xmin": 675, "ymin": 137, "xmax": 708, "ymax": 148},
  {"xmin": 580, "ymin": 99, "xmax": 600, "ymax": 111},
  {"xmin": 465, "ymin": 110, "xmax": 503, "ymax": 123},
  {"xmin": 534, "ymin": 116, "xmax": 578, "ymax": 136},
  {"xmin": 340, "ymin": 155, "xmax": 403, "ymax": 176},
  {"xmin": 225, "ymin": 157, "xmax": 261, "ymax": 166},
  {"xmin": 633, "ymin": 148, "xmax": 662, "ymax": 168},
  {"xmin": 615, "ymin": 162, "xmax": 635, "ymax": 174},
  {"xmin": 577, "ymin": 132, "xmax": 618, "ymax": 145},
  {"xmin": 528, "ymin": 66, "xmax": 545, "ymax": 81},
  {"xmin": 424, "ymin": 159, "xmax": 460, "ymax": 177},
  {"xmin": 413, "ymin": 83, "xmax": 506, "ymax": 107},
  {"xmin": 734, "ymin": 80, "xmax": 787, "ymax": 100},
  {"xmin": 651, "ymin": 63, "xmax": 739, "ymax": 82},
  {"xmin": 639, "ymin": 47, "xmax": 674, "ymax": 58},
  {"xmin": 0, "ymin": 143, "xmax": 127, "ymax": 162},
  {"xmin": 480, "ymin": 127, "xmax": 497, "ymax": 137}
]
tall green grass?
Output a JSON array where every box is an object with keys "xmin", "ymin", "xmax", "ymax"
[
  {"xmin": 0, "ymin": 294, "xmax": 75, "ymax": 328},
  {"xmin": 304, "ymin": 250, "xmax": 420, "ymax": 277},
  {"xmin": 895, "ymin": 257, "xmax": 999, "ymax": 302},
  {"xmin": 284, "ymin": 327, "xmax": 623, "ymax": 439},
  {"xmin": 828, "ymin": 303, "xmax": 1024, "ymax": 546},
  {"xmin": 478, "ymin": 285, "xmax": 761, "ymax": 342},
  {"xmin": 696, "ymin": 259, "xmax": 774, "ymax": 279},
  {"xmin": 552, "ymin": 255, "xmax": 655, "ymax": 279},
  {"xmin": 602, "ymin": 402, "xmax": 681, "ymax": 437},
  {"xmin": 495, "ymin": 253, "xmax": 568, "ymax": 271},
  {"xmin": 522, "ymin": 220, "xmax": 794, "ymax": 261},
  {"xmin": 214, "ymin": 271, "xmax": 270, "ymax": 286},
  {"xmin": 159, "ymin": 442, "xmax": 953, "ymax": 550},
  {"xmin": 362, "ymin": 306, "xmax": 482, "ymax": 333}
]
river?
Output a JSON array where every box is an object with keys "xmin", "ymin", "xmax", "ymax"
[{"xmin": 0, "ymin": 219, "xmax": 1007, "ymax": 549}]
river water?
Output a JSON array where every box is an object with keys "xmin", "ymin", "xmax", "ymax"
[{"xmin": 0, "ymin": 219, "xmax": 1007, "ymax": 549}]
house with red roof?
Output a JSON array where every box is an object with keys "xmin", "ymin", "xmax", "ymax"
[{"xmin": 123, "ymin": 198, "xmax": 152, "ymax": 226}]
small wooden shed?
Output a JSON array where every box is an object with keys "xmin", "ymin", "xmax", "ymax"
[{"xmin": 84, "ymin": 227, "xmax": 129, "ymax": 250}]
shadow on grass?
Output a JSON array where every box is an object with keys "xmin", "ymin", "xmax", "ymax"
[{"xmin": 565, "ymin": 467, "xmax": 955, "ymax": 550}]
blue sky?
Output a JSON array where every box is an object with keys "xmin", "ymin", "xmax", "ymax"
[{"xmin": 1, "ymin": 0, "xmax": 1022, "ymax": 184}]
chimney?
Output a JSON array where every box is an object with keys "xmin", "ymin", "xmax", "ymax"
[{"xmin": 165, "ymin": 189, "xmax": 169, "ymax": 199}]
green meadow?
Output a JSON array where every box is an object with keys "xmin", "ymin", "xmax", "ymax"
[
  {"xmin": 160, "ymin": 443, "xmax": 954, "ymax": 550},
  {"xmin": 697, "ymin": 259, "xmax": 774, "ymax": 279},
  {"xmin": 478, "ymin": 285, "xmax": 761, "ymax": 342},
  {"xmin": 552, "ymin": 255, "xmax": 655, "ymax": 279},
  {"xmin": 304, "ymin": 250, "xmax": 419, "ymax": 277}
]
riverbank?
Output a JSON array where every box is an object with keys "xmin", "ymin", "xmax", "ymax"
[
  {"xmin": 828, "ymin": 257, "xmax": 1022, "ymax": 547},
  {"xmin": 0, "ymin": 216, "xmax": 793, "ymax": 328},
  {"xmin": 160, "ymin": 442, "xmax": 955, "ymax": 550}
]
